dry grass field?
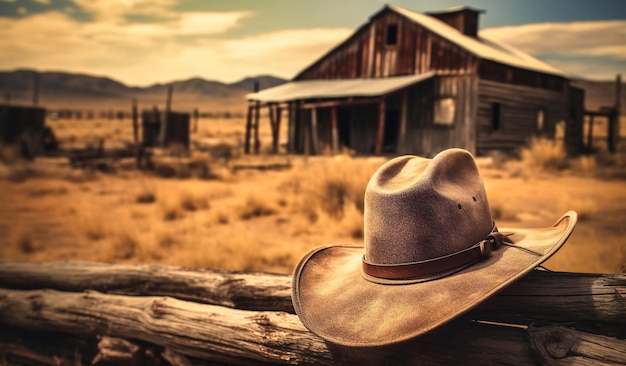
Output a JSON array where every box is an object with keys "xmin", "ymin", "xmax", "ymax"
[{"xmin": 0, "ymin": 116, "xmax": 625, "ymax": 275}]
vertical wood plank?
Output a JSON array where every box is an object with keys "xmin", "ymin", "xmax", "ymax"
[
  {"xmin": 275, "ymin": 105, "xmax": 282, "ymax": 154},
  {"xmin": 244, "ymin": 103, "xmax": 253, "ymax": 154},
  {"xmin": 287, "ymin": 103, "xmax": 295, "ymax": 153},
  {"xmin": 254, "ymin": 101, "xmax": 260, "ymax": 154},
  {"xmin": 131, "ymin": 98, "xmax": 138, "ymax": 145},
  {"xmin": 268, "ymin": 103, "xmax": 277, "ymax": 154},
  {"xmin": 587, "ymin": 115, "xmax": 594, "ymax": 153}
]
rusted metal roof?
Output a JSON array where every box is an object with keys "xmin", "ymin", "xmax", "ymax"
[
  {"xmin": 388, "ymin": 5, "xmax": 566, "ymax": 77},
  {"xmin": 247, "ymin": 72, "xmax": 435, "ymax": 102}
]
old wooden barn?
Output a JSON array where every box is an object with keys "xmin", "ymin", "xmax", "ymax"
[{"xmin": 245, "ymin": 4, "xmax": 585, "ymax": 156}]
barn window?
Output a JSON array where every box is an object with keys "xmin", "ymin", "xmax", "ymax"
[
  {"xmin": 434, "ymin": 98, "xmax": 455, "ymax": 126},
  {"xmin": 492, "ymin": 103, "xmax": 501, "ymax": 130},
  {"xmin": 536, "ymin": 109, "xmax": 545, "ymax": 131},
  {"xmin": 386, "ymin": 24, "xmax": 398, "ymax": 46}
]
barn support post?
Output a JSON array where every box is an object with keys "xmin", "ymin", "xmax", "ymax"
[
  {"xmin": 253, "ymin": 101, "xmax": 261, "ymax": 154},
  {"xmin": 131, "ymin": 99, "xmax": 139, "ymax": 145},
  {"xmin": 310, "ymin": 107, "xmax": 319, "ymax": 155},
  {"xmin": 275, "ymin": 105, "xmax": 282, "ymax": 154},
  {"xmin": 304, "ymin": 108, "xmax": 310, "ymax": 158},
  {"xmin": 398, "ymin": 90, "xmax": 408, "ymax": 154},
  {"xmin": 608, "ymin": 74, "xmax": 621, "ymax": 154},
  {"xmin": 159, "ymin": 85, "xmax": 173, "ymax": 147},
  {"xmin": 268, "ymin": 104, "xmax": 277, "ymax": 154},
  {"xmin": 287, "ymin": 102, "xmax": 295, "ymax": 153},
  {"xmin": 375, "ymin": 97, "xmax": 386, "ymax": 155},
  {"xmin": 331, "ymin": 106, "xmax": 339, "ymax": 154},
  {"xmin": 193, "ymin": 108, "xmax": 199, "ymax": 134},
  {"xmin": 586, "ymin": 115, "xmax": 594, "ymax": 154},
  {"xmin": 244, "ymin": 102, "xmax": 253, "ymax": 154}
]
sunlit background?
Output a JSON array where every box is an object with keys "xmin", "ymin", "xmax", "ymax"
[{"xmin": 1, "ymin": 0, "xmax": 624, "ymax": 85}]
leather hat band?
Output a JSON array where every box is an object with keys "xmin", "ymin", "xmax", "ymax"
[{"xmin": 362, "ymin": 225, "xmax": 511, "ymax": 280}]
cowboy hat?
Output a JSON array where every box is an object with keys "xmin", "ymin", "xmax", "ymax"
[{"xmin": 291, "ymin": 148, "xmax": 577, "ymax": 347}]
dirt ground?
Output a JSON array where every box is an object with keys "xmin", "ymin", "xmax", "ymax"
[{"xmin": 0, "ymin": 116, "xmax": 625, "ymax": 275}]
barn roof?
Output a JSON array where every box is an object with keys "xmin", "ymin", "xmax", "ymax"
[
  {"xmin": 247, "ymin": 73, "xmax": 434, "ymax": 103},
  {"xmin": 387, "ymin": 4, "xmax": 566, "ymax": 77}
]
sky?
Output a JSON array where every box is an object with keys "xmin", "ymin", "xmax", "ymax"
[{"xmin": 0, "ymin": 0, "xmax": 624, "ymax": 86}]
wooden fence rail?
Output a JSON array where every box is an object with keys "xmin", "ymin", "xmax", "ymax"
[{"xmin": 0, "ymin": 261, "xmax": 624, "ymax": 365}]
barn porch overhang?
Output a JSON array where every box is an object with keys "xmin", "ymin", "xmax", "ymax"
[
  {"xmin": 246, "ymin": 72, "xmax": 435, "ymax": 106},
  {"xmin": 244, "ymin": 73, "xmax": 436, "ymax": 156}
]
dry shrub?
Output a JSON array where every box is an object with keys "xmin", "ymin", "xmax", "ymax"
[
  {"xmin": 159, "ymin": 189, "xmax": 210, "ymax": 220},
  {"xmin": 487, "ymin": 150, "xmax": 510, "ymax": 170},
  {"xmin": 190, "ymin": 151, "xmax": 213, "ymax": 179},
  {"xmin": 558, "ymin": 194, "xmax": 598, "ymax": 222},
  {"xmin": 12, "ymin": 224, "xmax": 38, "ymax": 254},
  {"xmin": 176, "ymin": 231, "xmax": 293, "ymax": 273},
  {"xmin": 160, "ymin": 195, "xmax": 186, "ymax": 221},
  {"xmin": 81, "ymin": 208, "xmax": 108, "ymax": 240},
  {"xmin": 519, "ymin": 137, "xmax": 569, "ymax": 172},
  {"xmin": 572, "ymin": 155, "xmax": 597, "ymax": 176},
  {"xmin": 179, "ymin": 190, "xmax": 210, "ymax": 211},
  {"xmin": 25, "ymin": 180, "xmax": 69, "ymax": 197},
  {"xmin": 331, "ymin": 202, "xmax": 365, "ymax": 239},
  {"xmin": 209, "ymin": 207, "xmax": 231, "ymax": 225},
  {"xmin": 283, "ymin": 155, "xmax": 379, "ymax": 220},
  {"xmin": 0, "ymin": 144, "xmax": 20, "ymax": 164},
  {"xmin": 237, "ymin": 191, "xmax": 277, "ymax": 220},
  {"xmin": 156, "ymin": 229, "xmax": 179, "ymax": 249},
  {"xmin": 109, "ymin": 226, "xmax": 140, "ymax": 260},
  {"xmin": 136, "ymin": 180, "xmax": 157, "ymax": 204},
  {"xmin": 488, "ymin": 195, "xmax": 518, "ymax": 221}
]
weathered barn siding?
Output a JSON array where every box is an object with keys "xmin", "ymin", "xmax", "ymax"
[
  {"xmin": 476, "ymin": 80, "xmax": 568, "ymax": 155},
  {"xmin": 142, "ymin": 111, "xmax": 190, "ymax": 149},
  {"xmin": 0, "ymin": 105, "xmax": 45, "ymax": 145},
  {"xmin": 296, "ymin": 9, "xmax": 478, "ymax": 80},
  {"xmin": 403, "ymin": 75, "xmax": 478, "ymax": 156},
  {"xmin": 478, "ymin": 60, "xmax": 567, "ymax": 91}
]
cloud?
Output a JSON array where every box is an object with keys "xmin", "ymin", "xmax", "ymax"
[
  {"xmin": 0, "ymin": 5, "xmax": 352, "ymax": 85},
  {"xmin": 481, "ymin": 20, "xmax": 626, "ymax": 79},
  {"xmin": 70, "ymin": 0, "xmax": 178, "ymax": 22},
  {"xmin": 33, "ymin": 0, "xmax": 51, "ymax": 5},
  {"xmin": 178, "ymin": 11, "xmax": 252, "ymax": 35}
]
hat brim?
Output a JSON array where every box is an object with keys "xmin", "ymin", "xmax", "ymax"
[{"xmin": 292, "ymin": 211, "xmax": 577, "ymax": 347}]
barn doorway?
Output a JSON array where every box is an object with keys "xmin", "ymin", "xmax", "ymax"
[
  {"xmin": 337, "ymin": 107, "xmax": 351, "ymax": 149},
  {"xmin": 384, "ymin": 108, "xmax": 399, "ymax": 153}
]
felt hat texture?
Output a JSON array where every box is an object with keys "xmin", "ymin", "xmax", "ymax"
[{"xmin": 291, "ymin": 148, "xmax": 577, "ymax": 347}]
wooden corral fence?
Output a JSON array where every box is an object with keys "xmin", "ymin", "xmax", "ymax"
[{"xmin": 0, "ymin": 261, "xmax": 624, "ymax": 365}]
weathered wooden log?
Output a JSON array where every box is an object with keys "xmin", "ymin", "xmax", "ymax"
[
  {"xmin": 0, "ymin": 260, "xmax": 293, "ymax": 312},
  {"xmin": 0, "ymin": 288, "xmax": 624, "ymax": 365},
  {"xmin": 528, "ymin": 324, "xmax": 626, "ymax": 366},
  {"xmin": 0, "ymin": 261, "xmax": 624, "ymax": 327}
]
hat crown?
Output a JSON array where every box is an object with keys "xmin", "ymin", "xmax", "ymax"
[{"xmin": 364, "ymin": 149, "xmax": 494, "ymax": 266}]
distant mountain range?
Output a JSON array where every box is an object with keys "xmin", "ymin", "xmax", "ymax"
[
  {"xmin": 0, "ymin": 69, "xmax": 622, "ymax": 113},
  {"xmin": 0, "ymin": 69, "xmax": 287, "ymax": 111}
]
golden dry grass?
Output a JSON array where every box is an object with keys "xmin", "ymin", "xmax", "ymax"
[{"xmin": 0, "ymin": 118, "xmax": 624, "ymax": 275}]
